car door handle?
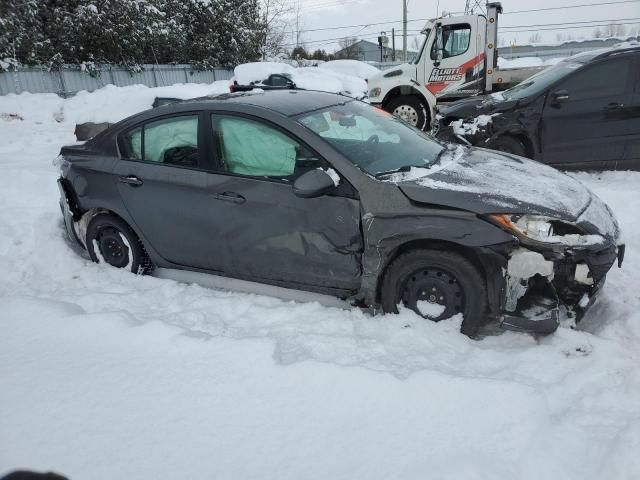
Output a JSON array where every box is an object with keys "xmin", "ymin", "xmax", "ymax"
[
  {"xmin": 213, "ymin": 191, "xmax": 246, "ymax": 204},
  {"xmin": 119, "ymin": 175, "xmax": 143, "ymax": 186},
  {"xmin": 605, "ymin": 102, "xmax": 624, "ymax": 111}
]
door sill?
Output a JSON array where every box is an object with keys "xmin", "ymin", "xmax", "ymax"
[{"xmin": 154, "ymin": 268, "xmax": 353, "ymax": 310}]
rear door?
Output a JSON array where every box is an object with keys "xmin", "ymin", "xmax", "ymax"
[
  {"xmin": 205, "ymin": 113, "xmax": 363, "ymax": 292},
  {"xmin": 114, "ymin": 112, "xmax": 226, "ymax": 271},
  {"xmin": 623, "ymin": 54, "xmax": 640, "ymax": 168},
  {"xmin": 540, "ymin": 56, "xmax": 633, "ymax": 168}
]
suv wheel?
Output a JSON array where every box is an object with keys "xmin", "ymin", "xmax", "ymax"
[
  {"xmin": 385, "ymin": 95, "xmax": 430, "ymax": 131},
  {"xmin": 380, "ymin": 250, "xmax": 487, "ymax": 337},
  {"xmin": 86, "ymin": 214, "xmax": 153, "ymax": 274}
]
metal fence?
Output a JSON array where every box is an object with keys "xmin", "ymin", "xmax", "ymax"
[{"xmin": 0, "ymin": 64, "xmax": 234, "ymax": 97}]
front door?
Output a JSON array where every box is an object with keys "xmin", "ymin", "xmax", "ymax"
[
  {"xmin": 207, "ymin": 113, "xmax": 363, "ymax": 292},
  {"xmin": 424, "ymin": 18, "xmax": 485, "ymax": 97},
  {"xmin": 541, "ymin": 56, "xmax": 633, "ymax": 168}
]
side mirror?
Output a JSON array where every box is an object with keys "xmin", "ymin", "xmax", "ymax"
[
  {"xmin": 434, "ymin": 25, "xmax": 444, "ymax": 67},
  {"xmin": 550, "ymin": 89, "xmax": 570, "ymax": 105},
  {"xmin": 293, "ymin": 169, "xmax": 336, "ymax": 198}
]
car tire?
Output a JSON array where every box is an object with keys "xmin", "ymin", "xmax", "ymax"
[
  {"xmin": 491, "ymin": 136, "xmax": 527, "ymax": 157},
  {"xmin": 86, "ymin": 213, "xmax": 153, "ymax": 274},
  {"xmin": 380, "ymin": 250, "xmax": 487, "ymax": 337},
  {"xmin": 385, "ymin": 95, "xmax": 430, "ymax": 131}
]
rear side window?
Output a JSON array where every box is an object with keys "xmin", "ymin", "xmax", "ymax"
[
  {"xmin": 121, "ymin": 115, "xmax": 200, "ymax": 168},
  {"xmin": 557, "ymin": 58, "xmax": 630, "ymax": 101},
  {"xmin": 431, "ymin": 24, "xmax": 471, "ymax": 60}
]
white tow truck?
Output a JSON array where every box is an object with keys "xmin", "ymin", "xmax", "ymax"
[{"xmin": 368, "ymin": 2, "xmax": 545, "ymax": 130}]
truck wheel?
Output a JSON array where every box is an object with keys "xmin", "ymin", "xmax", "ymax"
[
  {"xmin": 86, "ymin": 213, "xmax": 153, "ymax": 275},
  {"xmin": 380, "ymin": 250, "xmax": 487, "ymax": 337},
  {"xmin": 385, "ymin": 96, "xmax": 430, "ymax": 131},
  {"xmin": 491, "ymin": 136, "xmax": 527, "ymax": 157}
]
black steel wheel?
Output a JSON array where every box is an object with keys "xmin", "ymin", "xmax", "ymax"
[
  {"xmin": 381, "ymin": 250, "xmax": 487, "ymax": 337},
  {"xmin": 86, "ymin": 213, "xmax": 152, "ymax": 274},
  {"xmin": 401, "ymin": 268, "xmax": 464, "ymax": 321}
]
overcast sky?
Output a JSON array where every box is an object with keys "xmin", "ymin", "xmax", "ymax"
[{"xmin": 292, "ymin": 0, "xmax": 640, "ymax": 53}]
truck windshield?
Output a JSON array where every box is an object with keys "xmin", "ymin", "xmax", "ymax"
[
  {"xmin": 501, "ymin": 61, "xmax": 583, "ymax": 101},
  {"xmin": 414, "ymin": 29, "xmax": 431, "ymax": 64},
  {"xmin": 298, "ymin": 101, "xmax": 445, "ymax": 177}
]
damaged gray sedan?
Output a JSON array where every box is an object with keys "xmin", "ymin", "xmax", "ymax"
[{"xmin": 57, "ymin": 90, "xmax": 625, "ymax": 337}]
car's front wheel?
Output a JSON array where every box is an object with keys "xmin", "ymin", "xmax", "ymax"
[
  {"xmin": 380, "ymin": 250, "xmax": 487, "ymax": 337},
  {"xmin": 86, "ymin": 213, "xmax": 152, "ymax": 274}
]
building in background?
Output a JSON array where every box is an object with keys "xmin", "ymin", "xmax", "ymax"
[{"xmin": 334, "ymin": 39, "xmax": 418, "ymax": 63}]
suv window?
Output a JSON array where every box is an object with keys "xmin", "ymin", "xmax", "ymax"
[
  {"xmin": 212, "ymin": 115, "xmax": 320, "ymax": 178},
  {"xmin": 556, "ymin": 58, "xmax": 630, "ymax": 101},
  {"xmin": 431, "ymin": 24, "xmax": 471, "ymax": 60},
  {"xmin": 121, "ymin": 115, "xmax": 200, "ymax": 168}
]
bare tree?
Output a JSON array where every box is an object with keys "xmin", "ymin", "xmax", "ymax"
[
  {"xmin": 260, "ymin": 0, "xmax": 294, "ymax": 59},
  {"xmin": 336, "ymin": 37, "xmax": 362, "ymax": 59},
  {"xmin": 603, "ymin": 23, "xmax": 627, "ymax": 37},
  {"xmin": 528, "ymin": 33, "xmax": 541, "ymax": 44},
  {"xmin": 593, "ymin": 28, "xmax": 602, "ymax": 38}
]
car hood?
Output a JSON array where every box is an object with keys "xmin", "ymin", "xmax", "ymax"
[
  {"xmin": 396, "ymin": 146, "xmax": 593, "ymax": 222},
  {"xmin": 437, "ymin": 94, "xmax": 519, "ymax": 119}
]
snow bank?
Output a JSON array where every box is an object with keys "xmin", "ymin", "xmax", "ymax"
[
  {"xmin": 318, "ymin": 59, "xmax": 380, "ymax": 79},
  {"xmin": 233, "ymin": 61, "xmax": 368, "ymax": 99},
  {"xmin": 0, "ymin": 81, "xmax": 231, "ymax": 125},
  {"xmin": 2, "ymin": 86, "xmax": 640, "ymax": 479}
]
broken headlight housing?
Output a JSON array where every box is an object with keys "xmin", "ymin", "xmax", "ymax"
[{"xmin": 486, "ymin": 214, "xmax": 600, "ymax": 248}]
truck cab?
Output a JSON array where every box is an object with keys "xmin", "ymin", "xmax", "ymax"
[{"xmin": 368, "ymin": 3, "xmax": 543, "ymax": 130}]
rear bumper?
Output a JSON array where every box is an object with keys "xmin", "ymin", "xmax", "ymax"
[{"xmin": 57, "ymin": 177, "xmax": 84, "ymax": 250}]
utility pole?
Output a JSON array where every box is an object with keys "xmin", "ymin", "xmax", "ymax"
[
  {"xmin": 392, "ymin": 28, "xmax": 396, "ymax": 61},
  {"xmin": 402, "ymin": 0, "xmax": 407, "ymax": 62}
]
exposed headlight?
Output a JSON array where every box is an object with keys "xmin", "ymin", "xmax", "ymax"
[
  {"xmin": 369, "ymin": 87, "xmax": 381, "ymax": 98},
  {"xmin": 488, "ymin": 214, "xmax": 554, "ymax": 242},
  {"xmin": 486, "ymin": 214, "xmax": 602, "ymax": 248}
]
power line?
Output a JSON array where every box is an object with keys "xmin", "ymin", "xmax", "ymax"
[
  {"xmin": 295, "ymin": 0, "xmax": 640, "ymax": 34},
  {"xmin": 500, "ymin": 17, "xmax": 640, "ymax": 29},
  {"xmin": 289, "ymin": 17, "xmax": 640, "ymax": 48},
  {"xmin": 505, "ymin": 0, "xmax": 640, "ymax": 14}
]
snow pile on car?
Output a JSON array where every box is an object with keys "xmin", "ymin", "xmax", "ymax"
[
  {"xmin": 497, "ymin": 56, "xmax": 565, "ymax": 69},
  {"xmin": 450, "ymin": 113, "xmax": 501, "ymax": 136},
  {"xmin": 318, "ymin": 59, "xmax": 380, "ymax": 79},
  {"xmin": 233, "ymin": 61, "xmax": 369, "ymax": 99}
]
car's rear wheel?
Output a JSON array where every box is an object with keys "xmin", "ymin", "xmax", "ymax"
[
  {"xmin": 86, "ymin": 213, "xmax": 152, "ymax": 274},
  {"xmin": 385, "ymin": 95, "xmax": 430, "ymax": 131},
  {"xmin": 491, "ymin": 136, "xmax": 527, "ymax": 157},
  {"xmin": 380, "ymin": 250, "xmax": 487, "ymax": 337}
]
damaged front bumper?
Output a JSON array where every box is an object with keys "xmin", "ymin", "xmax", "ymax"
[{"xmin": 497, "ymin": 242, "xmax": 623, "ymax": 335}]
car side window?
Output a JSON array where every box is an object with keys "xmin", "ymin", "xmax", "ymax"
[
  {"xmin": 121, "ymin": 115, "xmax": 200, "ymax": 168},
  {"xmin": 556, "ymin": 58, "xmax": 630, "ymax": 101},
  {"xmin": 430, "ymin": 24, "xmax": 471, "ymax": 60},
  {"xmin": 212, "ymin": 115, "xmax": 321, "ymax": 179}
]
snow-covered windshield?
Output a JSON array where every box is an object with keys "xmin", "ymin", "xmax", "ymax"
[
  {"xmin": 298, "ymin": 101, "xmax": 445, "ymax": 177},
  {"xmin": 501, "ymin": 61, "xmax": 583, "ymax": 101}
]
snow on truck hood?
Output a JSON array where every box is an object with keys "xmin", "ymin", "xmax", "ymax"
[{"xmin": 395, "ymin": 147, "xmax": 593, "ymax": 221}]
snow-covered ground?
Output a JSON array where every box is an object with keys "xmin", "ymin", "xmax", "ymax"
[{"xmin": 1, "ymin": 84, "xmax": 640, "ymax": 480}]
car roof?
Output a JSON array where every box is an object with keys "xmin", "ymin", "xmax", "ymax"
[
  {"xmin": 565, "ymin": 43, "xmax": 640, "ymax": 64},
  {"xmin": 185, "ymin": 89, "xmax": 353, "ymax": 117}
]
